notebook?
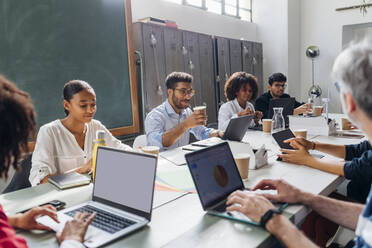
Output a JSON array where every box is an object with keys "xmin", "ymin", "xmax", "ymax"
[{"xmin": 48, "ymin": 172, "xmax": 91, "ymax": 190}]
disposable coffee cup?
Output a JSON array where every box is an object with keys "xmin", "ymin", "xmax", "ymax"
[
  {"xmin": 193, "ymin": 106, "xmax": 207, "ymax": 115},
  {"xmin": 293, "ymin": 129, "xmax": 307, "ymax": 139},
  {"xmin": 142, "ymin": 146, "xmax": 160, "ymax": 156},
  {"xmin": 194, "ymin": 106, "xmax": 207, "ymax": 125},
  {"xmin": 234, "ymin": 153, "xmax": 250, "ymax": 180},
  {"xmin": 341, "ymin": 117, "xmax": 351, "ymax": 130},
  {"xmin": 262, "ymin": 119, "xmax": 272, "ymax": 133},
  {"xmin": 313, "ymin": 106, "xmax": 323, "ymax": 116}
]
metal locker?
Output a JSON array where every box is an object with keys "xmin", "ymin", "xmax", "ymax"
[
  {"xmin": 215, "ymin": 36, "xmax": 231, "ymax": 105},
  {"xmin": 141, "ymin": 23, "xmax": 167, "ymax": 114},
  {"xmin": 164, "ymin": 27, "xmax": 184, "ymax": 75},
  {"xmin": 182, "ymin": 31, "xmax": 202, "ymax": 108},
  {"xmin": 198, "ymin": 33, "xmax": 217, "ymax": 123},
  {"xmin": 242, "ymin": 40, "xmax": 254, "ymax": 74},
  {"xmin": 229, "ymin": 39, "xmax": 243, "ymax": 74},
  {"xmin": 253, "ymin": 42, "xmax": 264, "ymax": 96}
]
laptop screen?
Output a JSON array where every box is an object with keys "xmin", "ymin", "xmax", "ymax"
[
  {"xmin": 186, "ymin": 142, "xmax": 244, "ymax": 209},
  {"xmin": 94, "ymin": 147, "xmax": 156, "ymax": 214}
]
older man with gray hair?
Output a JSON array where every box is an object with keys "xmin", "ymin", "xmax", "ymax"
[{"xmin": 225, "ymin": 39, "xmax": 372, "ymax": 248}]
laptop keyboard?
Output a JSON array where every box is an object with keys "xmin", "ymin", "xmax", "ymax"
[{"xmin": 65, "ymin": 205, "xmax": 136, "ymax": 234}]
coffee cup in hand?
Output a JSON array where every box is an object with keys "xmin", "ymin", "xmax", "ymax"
[{"xmin": 193, "ymin": 106, "xmax": 207, "ymax": 125}]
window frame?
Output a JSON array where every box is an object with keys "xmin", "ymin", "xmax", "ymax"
[{"xmin": 179, "ymin": 0, "xmax": 252, "ymax": 22}]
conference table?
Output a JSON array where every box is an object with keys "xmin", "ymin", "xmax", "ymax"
[{"xmin": 0, "ymin": 117, "xmax": 365, "ymax": 247}]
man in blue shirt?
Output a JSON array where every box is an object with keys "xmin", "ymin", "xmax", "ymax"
[
  {"xmin": 226, "ymin": 40, "xmax": 372, "ymax": 247},
  {"xmin": 145, "ymin": 72, "xmax": 222, "ymax": 150}
]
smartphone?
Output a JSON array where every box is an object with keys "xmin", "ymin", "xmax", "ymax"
[
  {"xmin": 19, "ymin": 200, "xmax": 66, "ymax": 213},
  {"xmin": 272, "ymin": 129, "xmax": 296, "ymax": 150}
]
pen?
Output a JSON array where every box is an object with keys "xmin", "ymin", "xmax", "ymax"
[
  {"xmin": 182, "ymin": 147, "xmax": 197, "ymax": 151},
  {"xmin": 191, "ymin": 143, "xmax": 209, "ymax": 147}
]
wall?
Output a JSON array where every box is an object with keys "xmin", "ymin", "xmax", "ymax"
[
  {"xmin": 300, "ymin": 0, "xmax": 372, "ymax": 113},
  {"xmin": 287, "ymin": 0, "xmax": 301, "ymax": 98},
  {"xmin": 252, "ymin": 0, "xmax": 289, "ymax": 89},
  {"xmin": 131, "ymin": 0, "xmax": 257, "ymax": 41}
]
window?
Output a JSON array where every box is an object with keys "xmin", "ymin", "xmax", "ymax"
[{"xmin": 164, "ymin": 0, "xmax": 252, "ymax": 22}]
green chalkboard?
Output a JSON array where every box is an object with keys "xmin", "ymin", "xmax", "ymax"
[{"xmin": 0, "ymin": 0, "xmax": 139, "ymax": 135}]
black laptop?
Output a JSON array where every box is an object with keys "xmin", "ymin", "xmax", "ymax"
[
  {"xmin": 222, "ymin": 114, "xmax": 254, "ymax": 141},
  {"xmin": 185, "ymin": 142, "xmax": 288, "ymax": 225},
  {"xmin": 268, "ymin": 97, "xmax": 295, "ymax": 127}
]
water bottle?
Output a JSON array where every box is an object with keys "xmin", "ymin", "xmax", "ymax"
[
  {"xmin": 272, "ymin": 107, "xmax": 285, "ymax": 133},
  {"xmin": 92, "ymin": 130, "xmax": 106, "ymax": 181}
]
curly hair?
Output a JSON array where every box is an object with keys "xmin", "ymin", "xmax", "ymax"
[
  {"xmin": 224, "ymin": 72, "xmax": 258, "ymax": 101},
  {"xmin": 0, "ymin": 76, "xmax": 36, "ymax": 178}
]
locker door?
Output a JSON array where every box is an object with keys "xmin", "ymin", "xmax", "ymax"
[
  {"xmin": 182, "ymin": 31, "xmax": 201, "ymax": 108},
  {"xmin": 215, "ymin": 37, "xmax": 231, "ymax": 105},
  {"xmin": 164, "ymin": 27, "xmax": 183, "ymax": 75},
  {"xmin": 253, "ymin": 42, "xmax": 264, "ymax": 96},
  {"xmin": 242, "ymin": 40, "xmax": 254, "ymax": 74},
  {"xmin": 229, "ymin": 39, "xmax": 243, "ymax": 74},
  {"xmin": 198, "ymin": 33, "xmax": 217, "ymax": 123},
  {"xmin": 142, "ymin": 23, "xmax": 167, "ymax": 114}
]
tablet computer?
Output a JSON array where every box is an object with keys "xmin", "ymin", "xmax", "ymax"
[{"xmin": 272, "ymin": 129, "xmax": 296, "ymax": 150}]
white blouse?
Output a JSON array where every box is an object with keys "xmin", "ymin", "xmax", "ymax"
[
  {"xmin": 218, "ymin": 98, "xmax": 256, "ymax": 131},
  {"xmin": 29, "ymin": 119, "xmax": 132, "ymax": 186}
]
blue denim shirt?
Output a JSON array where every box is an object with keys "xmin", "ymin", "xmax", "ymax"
[
  {"xmin": 355, "ymin": 185, "xmax": 372, "ymax": 247},
  {"xmin": 145, "ymin": 100, "xmax": 212, "ymax": 151}
]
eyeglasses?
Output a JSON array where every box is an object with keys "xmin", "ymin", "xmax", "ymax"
[
  {"xmin": 334, "ymin": 82, "xmax": 340, "ymax": 92},
  {"xmin": 174, "ymin": 88, "xmax": 195, "ymax": 97},
  {"xmin": 273, "ymin": 83, "xmax": 287, "ymax": 88}
]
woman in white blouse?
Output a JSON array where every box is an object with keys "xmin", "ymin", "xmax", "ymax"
[
  {"xmin": 218, "ymin": 72, "xmax": 263, "ymax": 131},
  {"xmin": 29, "ymin": 80, "xmax": 132, "ymax": 186}
]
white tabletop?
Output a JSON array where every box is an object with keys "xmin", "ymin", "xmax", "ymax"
[{"xmin": 0, "ymin": 126, "xmax": 364, "ymax": 248}]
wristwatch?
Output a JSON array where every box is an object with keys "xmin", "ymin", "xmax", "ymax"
[{"xmin": 260, "ymin": 208, "xmax": 282, "ymax": 229}]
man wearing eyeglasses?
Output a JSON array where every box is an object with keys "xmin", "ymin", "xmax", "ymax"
[
  {"xmin": 145, "ymin": 72, "xmax": 222, "ymax": 150},
  {"xmin": 255, "ymin": 72, "xmax": 311, "ymax": 118},
  {"xmin": 226, "ymin": 40, "xmax": 372, "ymax": 248}
]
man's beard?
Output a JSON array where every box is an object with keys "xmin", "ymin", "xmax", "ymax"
[
  {"xmin": 272, "ymin": 91, "xmax": 283, "ymax": 98},
  {"xmin": 172, "ymin": 94, "xmax": 189, "ymax": 110}
]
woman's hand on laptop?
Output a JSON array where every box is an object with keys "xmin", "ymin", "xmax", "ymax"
[
  {"xmin": 252, "ymin": 179, "xmax": 309, "ymax": 204},
  {"xmin": 9, "ymin": 205, "xmax": 59, "ymax": 230},
  {"xmin": 226, "ymin": 191, "xmax": 274, "ymax": 223},
  {"xmin": 56, "ymin": 212, "xmax": 96, "ymax": 244}
]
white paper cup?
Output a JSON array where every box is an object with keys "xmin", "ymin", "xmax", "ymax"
[
  {"xmin": 234, "ymin": 153, "xmax": 250, "ymax": 180},
  {"xmin": 293, "ymin": 129, "xmax": 307, "ymax": 139},
  {"xmin": 262, "ymin": 119, "xmax": 272, "ymax": 133}
]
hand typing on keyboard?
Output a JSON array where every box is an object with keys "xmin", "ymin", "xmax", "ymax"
[{"xmin": 56, "ymin": 211, "xmax": 96, "ymax": 244}]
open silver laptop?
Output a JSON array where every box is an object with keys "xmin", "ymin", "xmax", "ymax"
[{"xmin": 37, "ymin": 146, "xmax": 157, "ymax": 248}]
